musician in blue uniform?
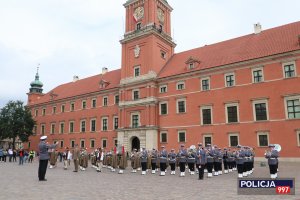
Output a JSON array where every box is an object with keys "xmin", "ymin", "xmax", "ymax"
[
  {"xmin": 196, "ymin": 143, "xmax": 206, "ymax": 180},
  {"xmin": 187, "ymin": 148, "xmax": 196, "ymax": 175},
  {"xmin": 159, "ymin": 146, "xmax": 168, "ymax": 176},
  {"xmin": 140, "ymin": 147, "xmax": 148, "ymax": 175},
  {"xmin": 206, "ymin": 144, "xmax": 214, "ymax": 178},
  {"xmin": 265, "ymin": 144, "xmax": 279, "ymax": 179},
  {"xmin": 168, "ymin": 149, "xmax": 177, "ymax": 175},
  {"xmin": 236, "ymin": 145, "xmax": 245, "ymax": 178},
  {"xmin": 177, "ymin": 144, "xmax": 187, "ymax": 177}
]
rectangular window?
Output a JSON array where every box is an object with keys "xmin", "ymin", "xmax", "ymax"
[
  {"xmin": 103, "ymin": 97, "xmax": 108, "ymax": 106},
  {"xmin": 102, "ymin": 118, "xmax": 108, "ymax": 131},
  {"xmin": 52, "ymin": 106, "xmax": 56, "ymax": 114},
  {"xmin": 229, "ymin": 134, "xmax": 239, "ymax": 147},
  {"xmin": 115, "ymin": 95, "xmax": 119, "ymax": 105},
  {"xmin": 92, "ymin": 99, "xmax": 97, "ymax": 108},
  {"xmin": 201, "ymin": 107, "xmax": 212, "ymax": 125},
  {"xmin": 188, "ymin": 63, "xmax": 194, "ymax": 69},
  {"xmin": 90, "ymin": 139, "xmax": 95, "ymax": 148},
  {"xmin": 226, "ymin": 104, "xmax": 239, "ymax": 123},
  {"xmin": 134, "ymin": 66, "xmax": 140, "ymax": 77},
  {"xmin": 201, "ymin": 78, "xmax": 210, "ymax": 91},
  {"xmin": 132, "ymin": 114, "xmax": 139, "ymax": 128},
  {"xmin": 176, "ymin": 82, "xmax": 185, "ymax": 90},
  {"xmin": 252, "ymin": 68, "xmax": 264, "ymax": 83},
  {"xmin": 297, "ymin": 131, "xmax": 300, "ymax": 146},
  {"xmin": 60, "ymin": 122, "xmax": 65, "ymax": 134},
  {"xmin": 160, "ymin": 132, "xmax": 167, "ymax": 143},
  {"xmin": 33, "ymin": 125, "xmax": 37, "ymax": 135},
  {"xmin": 80, "ymin": 140, "xmax": 85, "ymax": 148},
  {"xmin": 114, "ymin": 117, "xmax": 119, "ymax": 130},
  {"xmin": 35, "ymin": 109, "xmax": 38, "ymax": 117},
  {"xmin": 69, "ymin": 121, "xmax": 74, "ymax": 133},
  {"xmin": 51, "ymin": 123, "xmax": 55, "ymax": 134},
  {"xmin": 225, "ymin": 73, "xmax": 235, "ymax": 87},
  {"xmin": 258, "ymin": 133, "xmax": 269, "ymax": 147},
  {"xmin": 159, "ymin": 85, "xmax": 167, "ymax": 93},
  {"xmin": 254, "ymin": 102, "xmax": 268, "ymax": 121},
  {"xmin": 60, "ymin": 141, "xmax": 64, "ymax": 148},
  {"xmin": 286, "ymin": 99, "xmax": 300, "ymax": 119},
  {"xmin": 82, "ymin": 100, "xmax": 86, "ymax": 109},
  {"xmin": 102, "ymin": 139, "xmax": 107, "ymax": 148},
  {"xmin": 114, "ymin": 139, "xmax": 118, "ymax": 147},
  {"xmin": 71, "ymin": 140, "xmax": 75, "ymax": 148},
  {"xmin": 204, "ymin": 136, "xmax": 212, "ymax": 147},
  {"xmin": 70, "ymin": 103, "xmax": 75, "ymax": 111},
  {"xmin": 42, "ymin": 108, "xmax": 46, "ymax": 116},
  {"xmin": 41, "ymin": 124, "xmax": 45, "ymax": 135},
  {"xmin": 177, "ymin": 99, "xmax": 186, "ymax": 113},
  {"xmin": 61, "ymin": 105, "xmax": 65, "ymax": 113},
  {"xmin": 284, "ymin": 63, "xmax": 296, "ymax": 78},
  {"xmin": 133, "ymin": 90, "xmax": 139, "ymax": 100},
  {"xmin": 160, "ymin": 102, "xmax": 168, "ymax": 115},
  {"xmin": 81, "ymin": 120, "xmax": 86, "ymax": 132},
  {"xmin": 136, "ymin": 23, "xmax": 141, "ymax": 30},
  {"xmin": 178, "ymin": 131, "xmax": 186, "ymax": 143},
  {"xmin": 90, "ymin": 119, "xmax": 96, "ymax": 132}
]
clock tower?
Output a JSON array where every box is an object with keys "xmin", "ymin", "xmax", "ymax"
[{"xmin": 118, "ymin": 0, "xmax": 176, "ymax": 151}]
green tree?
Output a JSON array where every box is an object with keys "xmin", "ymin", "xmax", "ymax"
[{"xmin": 0, "ymin": 100, "xmax": 36, "ymax": 149}]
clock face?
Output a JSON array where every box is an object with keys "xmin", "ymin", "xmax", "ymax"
[
  {"xmin": 157, "ymin": 8, "xmax": 165, "ymax": 23},
  {"xmin": 133, "ymin": 6, "xmax": 144, "ymax": 21}
]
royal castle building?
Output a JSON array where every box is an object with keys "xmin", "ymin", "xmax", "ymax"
[{"xmin": 26, "ymin": 0, "xmax": 300, "ymax": 159}]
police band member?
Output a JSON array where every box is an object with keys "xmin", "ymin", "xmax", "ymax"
[
  {"xmin": 96, "ymin": 148, "xmax": 104, "ymax": 172},
  {"xmin": 151, "ymin": 149, "xmax": 157, "ymax": 174},
  {"xmin": 168, "ymin": 149, "xmax": 177, "ymax": 175},
  {"xmin": 177, "ymin": 144, "xmax": 187, "ymax": 177},
  {"xmin": 118, "ymin": 146, "xmax": 127, "ymax": 174},
  {"xmin": 265, "ymin": 144, "xmax": 279, "ymax": 179},
  {"xmin": 206, "ymin": 144, "xmax": 214, "ymax": 178},
  {"xmin": 159, "ymin": 146, "xmax": 167, "ymax": 176},
  {"xmin": 196, "ymin": 143, "xmax": 206, "ymax": 180},
  {"xmin": 140, "ymin": 147, "xmax": 148, "ymax": 175},
  {"xmin": 187, "ymin": 148, "xmax": 196, "ymax": 175},
  {"xmin": 131, "ymin": 149, "xmax": 138, "ymax": 173},
  {"xmin": 236, "ymin": 145, "xmax": 245, "ymax": 178}
]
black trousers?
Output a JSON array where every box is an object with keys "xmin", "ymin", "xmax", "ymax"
[
  {"xmin": 188, "ymin": 163, "xmax": 195, "ymax": 172},
  {"xmin": 213, "ymin": 162, "xmax": 218, "ymax": 171},
  {"xmin": 151, "ymin": 163, "xmax": 156, "ymax": 170},
  {"xmin": 179, "ymin": 162, "xmax": 185, "ymax": 172},
  {"xmin": 170, "ymin": 163, "xmax": 176, "ymax": 171},
  {"xmin": 224, "ymin": 160, "xmax": 228, "ymax": 170},
  {"xmin": 237, "ymin": 164, "xmax": 244, "ymax": 174},
  {"xmin": 160, "ymin": 163, "xmax": 166, "ymax": 171},
  {"xmin": 141, "ymin": 162, "xmax": 147, "ymax": 171},
  {"xmin": 198, "ymin": 164, "xmax": 205, "ymax": 179},
  {"xmin": 269, "ymin": 164, "xmax": 277, "ymax": 174},
  {"xmin": 38, "ymin": 159, "xmax": 48, "ymax": 180},
  {"xmin": 206, "ymin": 162, "xmax": 213, "ymax": 173}
]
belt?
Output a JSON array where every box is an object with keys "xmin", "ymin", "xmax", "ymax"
[{"xmin": 270, "ymin": 158, "xmax": 276, "ymax": 160}]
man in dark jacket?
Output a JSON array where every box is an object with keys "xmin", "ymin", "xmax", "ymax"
[{"xmin": 38, "ymin": 136, "xmax": 57, "ymax": 181}]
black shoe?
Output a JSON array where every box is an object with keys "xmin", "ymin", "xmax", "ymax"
[{"xmin": 39, "ymin": 179, "xmax": 47, "ymax": 181}]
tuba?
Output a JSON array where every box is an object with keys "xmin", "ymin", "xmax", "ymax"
[{"xmin": 274, "ymin": 144, "xmax": 281, "ymax": 152}]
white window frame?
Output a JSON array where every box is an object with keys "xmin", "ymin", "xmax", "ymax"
[
  {"xmin": 201, "ymin": 77, "xmax": 210, "ymax": 91},
  {"xmin": 228, "ymin": 133, "xmax": 239, "ymax": 147},
  {"xmin": 59, "ymin": 122, "xmax": 65, "ymax": 134},
  {"xmin": 70, "ymin": 140, "xmax": 75, "ymax": 148},
  {"xmin": 178, "ymin": 130, "xmax": 186, "ymax": 143},
  {"xmin": 91, "ymin": 98, "xmax": 97, "ymax": 108},
  {"xmin": 101, "ymin": 138, "xmax": 107, "ymax": 148},
  {"xmin": 42, "ymin": 108, "xmax": 46, "ymax": 116},
  {"xmin": 224, "ymin": 72, "xmax": 235, "ymax": 87},
  {"xmin": 160, "ymin": 132, "xmax": 168, "ymax": 143},
  {"xmin": 131, "ymin": 112, "xmax": 140, "ymax": 128},
  {"xmin": 252, "ymin": 67, "xmax": 264, "ymax": 83},
  {"xmin": 90, "ymin": 118, "xmax": 96, "ymax": 132},
  {"xmin": 41, "ymin": 124, "xmax": 45, "ymax": 135},
  {"xmin": 52, "ymin": 106, "xmax": 56, "ymax": 114},
  {"xmin": 252, "ymin": 99, "xmax": 269, "ymax": 121},
  {"xmin": 113, "ymin": 116, "xmax": 119, "ymax": 130},
  {"xmin": 70, "ymin": 102, "xmax": 75, "ymax": 112},
  {"xmin": 82, "ymin": 100, "xmax": 87, "ymax": 109},
  {"xmin": 200, "ymin": 105, "xmax": 213, "ymax": 125},
  {"xmin": 90, "ymin": 139, "xmax": 95, "ymax": 148},
  {"xmin": 257, "ymin": 131, "xmax": 269, "ymax": 147},
  {"xmin": 282, "ymin": 61, "xmax": 297, "ymax": 78},
  {"xmin": 114, "ymin": 95, "xmax": 119, "ymax": 105},
  {"xmin": 159, "ymin": 85, "xmax": 168, "ymax": 93},
  {"xmin": 159, "ymin": 101, "xmax": 168, "ymax": 115},
  {"xmin": 203, "ymin": 134, "xmax": 213, "ymax": 146},
  {"xmin": 61, "ymin": 104, "xmax": 65, "ymax": 113},
  {"xmin": 50, "ymin": 123, "xmax": 56, "ymax": 134},
  {"xmin": 34, "ymin": 109, "xmax": 38, "ymax": 117},
  {"xmin": 134, "ymin": 66, "xmax": 140, "ymax": 77},
  {"xmin": 103, "ymin": 96, "xmax": 108, "ymax": 106},
  {"xmin": 284, "ymin": 95, "xmax": 300, "ymax": 119},
  {"xmin": 225, "ymin": 103, "xmax": 239, "ymax": 123},
  {"xmin": 297, "ymin": 130, "xmax": 300, "ymax": 146},
  {"xmin": 176, "ymin": 98, "xmax": 186, "ymax": 114},
  {"xmin": 101, "ymin": 117, "xmax": 108, "ymax": 131},
  {"xmin": 80, "ymin": 120, "xmax": 86, "ymax": 133},
  {"xmin": 132, "ymin": 89, "xmax": 140, "ymax": 100},
  {"xmin": 80, "ymin": 139, "xmax": 85, "ymax": 148},
  {"xmin": 176, "ymin": 81, "xmax": 185, "ymax": 90},
  {"xmin": 69, "ymin": 121, "xmax": 74, "ymax": 133}
]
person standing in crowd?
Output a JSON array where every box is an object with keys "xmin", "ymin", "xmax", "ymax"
[
  {"xmin": 178, "ymin": 144, "xmax": 187, "ymax": 177},
  {"xmin": 196, "ymin": 143, "xmax": 206, "ymax": 180},
  {"xmin": 8, "ymin": 148, "xmax": 13, "ymax": 162},
  {"xmin": 187, "ymin": 148, "xmax": 196, "ymax": 175},
  {"xmin": 130, "ymin": 149, "xmax": 138, "ymax": 173},
  {"xmin": 63, "ymin": 147, "xmax": 69, "ymax": 170},
  {"xmin": 72, "ymin": 144, "xmax": 80, "ymax": 172},
  {"xmin": 0, "ymin": 147, "xmax": 3, "ymax": 162},
  {"xmin": 19, "ymin": 148, "xmax": 24, "ymax": 165},
  {"xmin": 24, "ymin": 150, "xmax": 29, "ymax": 163},
  {"xmin": 168, "ymin": 149, "xmax": 177, "ymax": 175},
  {"xmin": 150, "ymin": 149, "xmax": 157, "ymax": 174},
  {"xmin": 159, "ymin": 146, "xmax": 167, "ymax": 176},
  {"xmin": 13, "ymin": 149, "xmax": 17, "ymax": 162},
  {"xmin": 38, "ymin": 136, "xmax": 57, "ymax": 181},
  {"xmin": 3, "ymin": 149, "xmax": 7, "ymax": 162},
  {"xmin": 96, "ymin": 148, "xmax": 104, "ymax": 172},
  {"xmin": 206, "ymin": 144, "xmax": 214, "ymax": 178},
  {"xmin": 29, "ymin": 150, "xmax": 35, "ymax": 163},
  {"xmin": 118, "ymin": 146, "xmax": 127, "ymax": 174},
  {"xmin": 236, "ymin": 145, "xmax": 245, "ymax": 178},
  {"xmin": 140, "ymin": 147, "xmax": 148, "ymax": 175},
  {"xmin": 265, "ymin": 144, "xmax": 279, "ymax": 179}
]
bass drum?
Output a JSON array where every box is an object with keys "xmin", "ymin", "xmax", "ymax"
[{"xmin": 274, "ymin": 144, "xmax": 281, "ymax": 152}]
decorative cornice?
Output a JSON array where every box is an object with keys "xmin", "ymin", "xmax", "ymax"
[
  {"xmin": 120, "ymin": 71, "xmax": 157, "ymax": 86},
  {"xmin": 119, "ymin": 96, "xmax": 157, "ymax": 107}
]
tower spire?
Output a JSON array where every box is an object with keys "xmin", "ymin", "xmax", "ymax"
[{"xmin": 29, "ymin": 64, "xmax": 43, "ymax": 94}]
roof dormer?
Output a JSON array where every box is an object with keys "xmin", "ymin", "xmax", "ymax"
[
  {"xmin": 99, "ymin": 79, "xmax": 110, "ymax": 89},
  {"xmin": 185, "ymin": 56, "xmax": 200, "ymax": 70}
]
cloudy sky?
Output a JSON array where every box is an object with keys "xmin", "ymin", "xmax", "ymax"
[{"xmin": 0, "ymin": 0, "xmax": 299, "ymax": 108}]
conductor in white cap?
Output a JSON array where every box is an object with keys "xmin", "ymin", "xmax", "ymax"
[{"xmin": 38, "ymin": 136, "xmax": 57, "ymax": 181}]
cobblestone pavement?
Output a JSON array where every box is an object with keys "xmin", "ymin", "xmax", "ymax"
[{"xmin": 0, "ymin": 160, "xmax": 299, "ymax": 200}]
